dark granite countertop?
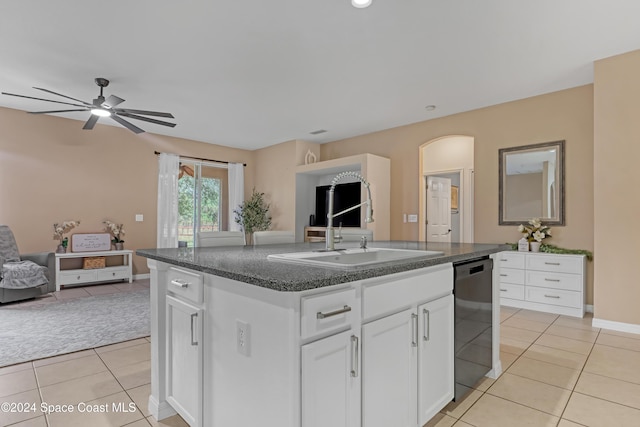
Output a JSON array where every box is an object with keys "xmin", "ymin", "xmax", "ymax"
[{"xmin": 137, "ymin": 241, "xmax": 509, "ymax": 292}]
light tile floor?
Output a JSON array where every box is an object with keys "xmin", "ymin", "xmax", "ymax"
[{"xmin": 3, "ymin": 287, "xmax": 640, "ymax": 426}]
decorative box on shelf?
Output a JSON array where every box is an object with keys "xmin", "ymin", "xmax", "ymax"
[{"xmin": 83, "ymin": 257, "xmax": 106, "ymax": 269}]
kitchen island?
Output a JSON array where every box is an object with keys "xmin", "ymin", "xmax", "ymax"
[{"xmin": 137, "ymin": 241, "xmax": 507, "ymax": 427}]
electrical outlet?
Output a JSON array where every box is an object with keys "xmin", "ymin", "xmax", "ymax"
[
  {"xmin": 135, "ymin": 214, "xmax": 144, "ymax": 222},
  {"xmin": 408, "ymin": 214, "xmax": 418, "ymax": 223},
  {"xmin": 236, "ymin": 320, "xmax": 251, "ymax": 357}
]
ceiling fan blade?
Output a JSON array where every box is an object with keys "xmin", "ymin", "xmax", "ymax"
[
  {"xmin": 114, "ymin": 108, "xmax": 174, "ymax": 118},
  {"xmin": 33, "ymin": 87, "xmax": 93, "ymax": 106},
  {"xmin": 28, "ymin": 109, "xmax": 88, "ymax": 114},
  {"xmin": 1, "ymin": 92, "xmax": 88, "ymax": 108},
  {"xmin": 117, "ymin": 111, "xmax": 176, "ymax": 128},
  {"xmin": 83, "ymin": 114, "xmax": 99, "ymax": 130},
  {"xmin": 102, "ymin": 95, "xmax": 125, "ymax": 109},
  {"xmin": 111, "ymin": 114, "xmax": 145, "ymax": 134}
]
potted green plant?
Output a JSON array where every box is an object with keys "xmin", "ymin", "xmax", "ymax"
[{"xmin": 234, "ymin": 189, "xmax": 272, "ymax": 245}]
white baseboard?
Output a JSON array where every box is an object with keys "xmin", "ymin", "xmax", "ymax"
[
  {"xmin": 133, "ymin": 273, "xmax": 150, "ymax": 280},
  {"xmin": 148, "ymin": 395, "xmax": 176, "ymax": 421},
  {"xmin": 592, "ymin": 318, "xmax": 640, "ymax": 335}
]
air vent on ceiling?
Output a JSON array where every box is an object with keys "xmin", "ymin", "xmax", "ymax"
[{"xmin": 309, "ymin": 129, "xmax": 327, "ymax": 135}]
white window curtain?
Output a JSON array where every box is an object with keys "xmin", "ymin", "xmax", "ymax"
[
  {"xmin": 228, "ymin": 162, "xmax": 244, "ymax": 232},
  {"xmin": 157, "ymin": 153, "xmax": 180, "ymax": 248}
]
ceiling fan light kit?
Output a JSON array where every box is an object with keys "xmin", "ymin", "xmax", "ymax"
[{"xmin": 1, "ymin": 77, "xmax": 176, "ymax": 134}]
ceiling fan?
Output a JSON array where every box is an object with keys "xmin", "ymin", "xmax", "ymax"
[{"xmin": 1, "ymin": 77, "xmax": 176, "ymax": 134}]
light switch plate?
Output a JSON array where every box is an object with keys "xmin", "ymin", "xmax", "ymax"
[
  {"xmin": 135, "ymin": 214, "xmax": 144, "ymax": 222},
  {"xmin": 408, "ymin": 214, "xmax": 418, "ymax": 223}
]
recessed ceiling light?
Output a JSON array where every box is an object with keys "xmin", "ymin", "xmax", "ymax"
[
  {"xmin": 352, "ymin": 0, "xmax": 372, "ymax": 8},
  {"xmin": 425, "ymin": 105, "xmax": 436, "ymax": 111},
  {"xmin": 90, "ymin": 108, "xmax": 111, "ymax": 117},
  {"xmin": 310, "ymin": 129, "xmax": 327, "ymax": 135}
]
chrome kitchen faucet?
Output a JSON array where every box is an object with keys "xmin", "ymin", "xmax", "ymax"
[{"xmin": 325, "ymin": 171, "xmax": 374, "ymax": 251}]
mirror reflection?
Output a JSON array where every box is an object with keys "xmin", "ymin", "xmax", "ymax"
[{"xmin": 499, "ymin": 140, "xmax": 565, "ymax": 225}]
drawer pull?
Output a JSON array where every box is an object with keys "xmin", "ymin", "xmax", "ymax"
[
  {"xmin": 500, "ymin": 258, "xmax": 508, "ymax": 262},
  {"xmin": 545, "ymin": 262, "xmax": 561, "ymax": 266},
  {"xmin": 77, "ymin": 276, "xmax": 81, "ymax": 280},
  {"xmin": 500, "ymin": 274, "xmax": 507, "ymax": 277},
  {"xmin": 170, "ymin": 279, "xmax": 190, "ymax": 288},
  {"xmin": 500, "ymin": 288, "xmax": 507, "ymax": 292},
  {"xmin": 544, "ymin": 278, "xmax": 560, "ymax": 282},
  {"xmin": 317, "ymin": 305, "xmax": 351, "ymax": 319},
  {"xmin": 544, "ymin": 294, "xmax": 561, "ymax": 299}
]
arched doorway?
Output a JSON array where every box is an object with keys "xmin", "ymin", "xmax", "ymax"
[{"xmin": 418, "ymin": 136, "xmax": 475, "ymax": 243}]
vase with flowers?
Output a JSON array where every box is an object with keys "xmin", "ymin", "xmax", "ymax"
[
  {"xmin": 53, "ymin": 220, "xmax": 81, "ymax": 253},
  {"xmin": 518, "ymin": 218, "xmax": 551, "ymax": 252},
  {"xmin": 104, "ymin": 220, "xmax": 125, "ymax": 250}
]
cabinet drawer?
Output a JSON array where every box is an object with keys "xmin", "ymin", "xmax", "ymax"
[
  {"xmin": 363, "ymin": 264, "xmax": 452, "ymax": 321},
  {"xmin": 525, "ymin": 286, "xmax": 582, "ymax": 309},
  {"xmin": 59, "ymin": 270, "xmax": 96, "ymax": 285},
  {"xmin": 526, "ymin": 254, "xmax": 583, "ymax": 274},
  {"xmin": 496, "ymin": 252, "xmax": 525, "ymax": 269},
  {"xmin": 526, "ymin": 271, "xmax": 582, "ymax": 292},
  {"xmin": 498, "ymin": 283, "xmax": 524, "ymax": 300},
  {"xmin": 498, "ymin": 267, "xmax": 525, "ymax": 285},
  {"xmin": 301, "ymin": 288, "xmax": 356, "ymax": 339},
  {"xmin": 167, "ymin": 267, "xmax": 204, "ymax": 304},
  {"xmin": 97, "ymin": 268, "xmax": 129, "ymax": 282}
]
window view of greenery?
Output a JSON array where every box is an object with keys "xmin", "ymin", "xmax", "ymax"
[{"xmin": 178, "ymin": 172, "xmax": 221, "ymax": 247}]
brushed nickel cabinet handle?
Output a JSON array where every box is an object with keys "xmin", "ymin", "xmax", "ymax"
[
  {"xmin": 317, "ymin": 305, "xmax": 351, "ymax": 319},
  {"xmin": 500, "ymin": 288, "xmax": 507, "ymax": 292},
  {"xmin": 544, "ymin": 278, "xmax": 560, "ymax": 282},
  {"xmin": 544, "ymin": 294, "xmax": 561, "ymax": 299},
  {"xmin": 423, "ymin": 309, "xmax": 430, "ymax": 341},
  {"xmin": 411, "ymin": 313, "xmax": 418, "ymax": 347},
  {"xmin": 545, "ymin": 262, "xmax": 561, "ymax": 266},
  {"xmin": 190, "ymin": 313, "xmax": 198, "ymax": 346},
  {"xmin": 170, "ymin": 279, "xmax": 189, "ymax": 288},
  {"xmin": 350, "ymin": 335, "xmax": 359, "ymax": 378}
]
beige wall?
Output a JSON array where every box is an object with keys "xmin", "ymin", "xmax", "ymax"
[
  {"xmin": 253, "ymin": 140, "xmax": 296, "ymax": 230},
  {"xmin": 593, "ymin": 49, "xmax": 640, "ymax": 324},
  {"xmin": 253, "ymin": 140, "xmax": 321, "ymax": 231},
  {"xmin": 322, "ymin": 85, "xmax": 595, "ymax": 304},
  {"xmin": 0, "ymin": 107, "xmax": 255, "ymax": 275}
]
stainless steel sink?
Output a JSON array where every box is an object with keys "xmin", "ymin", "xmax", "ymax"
[{"xmin": 267, "ymin": 248, "xmax": 444, "ymax": 269}]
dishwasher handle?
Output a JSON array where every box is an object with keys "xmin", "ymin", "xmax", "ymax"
[{"xmin": 454, "ymin": 258, "xmax": 493, "ymax": 280}]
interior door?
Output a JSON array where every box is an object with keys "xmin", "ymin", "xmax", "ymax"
[{"xmin": 426, "ymin": 176, "xmax": 452, "ymax": 242}]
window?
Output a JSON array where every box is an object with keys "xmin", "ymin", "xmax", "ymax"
[{"xmin": 178, "ymin": 162, "xmax": 228, "ymax": 247}]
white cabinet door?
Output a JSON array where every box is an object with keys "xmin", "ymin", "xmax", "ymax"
[
  {"xmin": 301, "ymin": 330, "xmax": 360, "ymax": 427},
  {"xmin": 417, "ymin": 294, "xmax": 454, "ymax": 425},
  {"xmin": 166, "ymin": 295, "xmax": 203, "ymax": 427},
  {"xmin": 362, "ymin": 308, "xmax": 417, "ymax": 427}
]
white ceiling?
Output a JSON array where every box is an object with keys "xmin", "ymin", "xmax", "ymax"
[{"xmin": 1, "ymin": 0, "xmax": 639, "ymax": 150}]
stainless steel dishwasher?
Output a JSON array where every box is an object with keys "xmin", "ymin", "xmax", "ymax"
[{"xmin": 453, "ymin": 256, "xmax": 493, "ymax": 400}]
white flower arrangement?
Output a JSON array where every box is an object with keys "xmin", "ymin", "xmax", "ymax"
[
  {"xmin": 103, "ymin": 220, "xmax": 125, "ymax": 243},
  {"xmin": 52, "ymin": 220, "xmax": 81, "ymax": 245},
  {"xmin": 518, "ymin": 218, "xmax": 551, "ymax": 243}
]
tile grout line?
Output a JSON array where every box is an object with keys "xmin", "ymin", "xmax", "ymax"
[{"xmin": 554, "ymin": 325, "xmax": 601, "ymax": 425}]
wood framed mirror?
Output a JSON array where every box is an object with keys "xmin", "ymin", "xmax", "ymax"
[{"xmin": 499, "ymin": 140, "xmax": 565, "ymax": 225}]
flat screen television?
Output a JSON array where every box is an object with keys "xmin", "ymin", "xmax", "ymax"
[{"xmin": 315, "ymin": 182, "xmax": 361, "ymax": 227}]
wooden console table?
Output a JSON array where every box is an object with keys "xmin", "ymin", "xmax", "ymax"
[{"xmin": 54, "ymin": 250, "xmax": 133, "ymax": 292}]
